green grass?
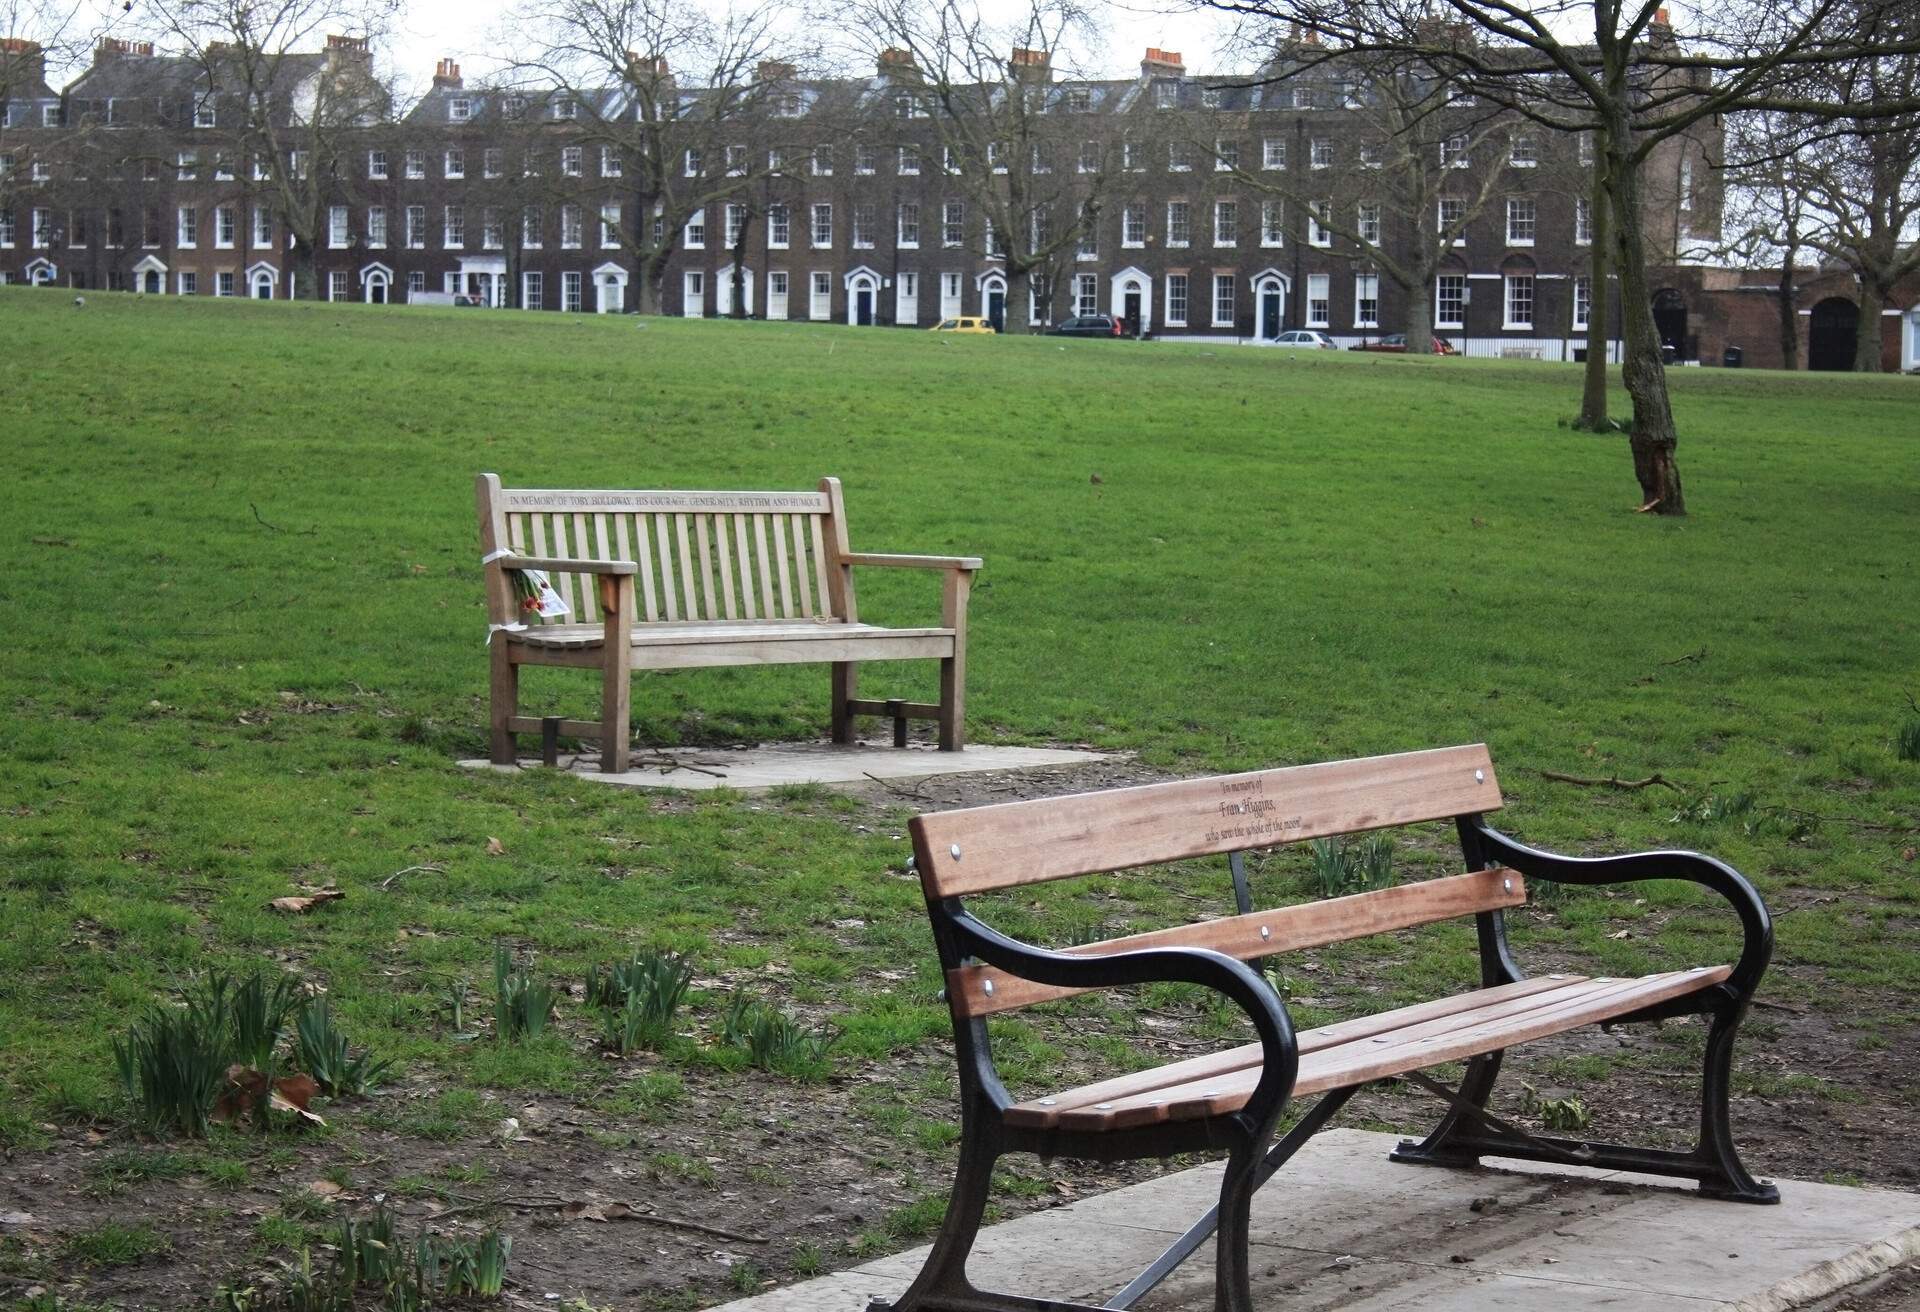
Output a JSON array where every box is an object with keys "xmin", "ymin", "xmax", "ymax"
[{"xmin": 0, "ymin": 289, "xmax": 1916, "ymax": 1152}]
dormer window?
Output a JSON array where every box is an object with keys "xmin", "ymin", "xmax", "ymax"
[
  {"xmin": 1067, "ymin": 86, "xmax": 1091, "ymax": 112},
  {"xmin": 776, "ymin": 92, "xmax": 802, "ymax": 118},
  {"xmin": 1154, "ymin": 81, "xmax": 1178, "ymax": 109},
  {"xmin": 553, "ymin": 97, "xmax": 576, "ymax": 120},
  {"xmin": 504, "ymin": 95, "xmax": 526, "ymax": 118},
  {"xmin": 893, "ymin": 92, "xmax": 912, "ymax": 118},
  {"xmin": 193, "ymin": 98, "xmax": 214, "ymax": 128},
  {"xmin": 449, "ymin": 97, "xmax": 471, "ymax": 122},
  {"xmin": 1201, "ymin": 87, "xmax": 1221, "ymax": 109}
]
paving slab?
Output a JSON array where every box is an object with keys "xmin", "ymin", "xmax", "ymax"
[
  {"xmin": 714, "ymin": 1130, "xmax": 1920, "ymax": 1311},
  {"xmin": 457, "ymin": 741, "xmax": 1109, "ymax": 791}
]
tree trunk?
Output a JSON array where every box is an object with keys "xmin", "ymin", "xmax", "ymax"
[
  {"xmin": 1578, "ymin": 157, "xmax": 1612, "ymax": 430},
  {"xmin": 1004, "ymin": 265, "xmax": 1030, "ymax": 334},
  {"xmin": 638, "ymin": 255, "xmax": 667, "ymax": 315},
  {"xmin": 731, "ymin": 214, "xmax": 753, "ymax": 318},
  {"xmin": 292, "ymin": 244, "xmax": 317, "ymax": 301},
  {"xmin": 1404, "ymin": 276, "xmax": 1433, "ymax": 354},
  {"xmin": 1610, "ymin": 150, "xmax": 1686, "ymax": 515},
  {"xmin": 1853, "ymin": 278, "xmax": 1885, "ymax": 373},
  {"xmin": 1776, "ymin": 249, "xmax": 1799, "ymax": 371}
]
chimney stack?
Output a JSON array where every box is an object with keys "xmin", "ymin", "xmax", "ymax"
[
  {"xmin": 1141, "ymin": 47, "xmax": 1184, "ymax": 78},
  {"xmin": 95, "ymin": 37, "xmax": 156, "ymax": 63},
  {"xmin": 877, "ymin": 47, "xmax": 918, "ymax": 79},
  {"xmin": 1009, "ymin": 46, "xmax": 1050, "ymax": 81},
  {"xmin": 756, "ymin": 59, "xmax": 795, "ymax": 82},
  {"xmin": 626, "ymin": 51, "xmax": 669, "ymax": 79},
  {"xmin": 0, "ymin": 36, "xmax": 48, "ymax": 86},
  {"xmin": 433, "ymin": 57, "xmax": 461, "ymax": 88}
]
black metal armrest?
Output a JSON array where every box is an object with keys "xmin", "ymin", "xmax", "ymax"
[
  {"xmin": 1465, "ymin": 816, "xmax": 1773, "ymax": 998},
  {"xmin": 947, "ymin": 908, "xmax": 1300, "ymax": 1126}
]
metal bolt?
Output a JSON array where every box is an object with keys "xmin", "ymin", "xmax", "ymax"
[
  {"xmin": 1503, "ymin": 878, "xmax": 1513, "ymax": 892},
  {"xmin": 1039, "ymin": 1098, "xmax": 1056, "ymax": 1107},
  {"xmin": 1474, "ymin": 769, "xmax": 1485, "ymax": 783},
  {"xmin": 1095, "ymin": 1102, "xmax": 1114, "ymax": 1110},
  {"xmin": 1371, "ymin": 1036, "xmax": 1391, "ymax": 1044},
  {"xmin": 982, "ymin": 979, "xmax": 995, "ymax": 997},
  {"xmin": 1548, "ymin": 973, "xmax": 1567, "ymax": 980},
  {"xmin": 1259, "ymin": 925, "xmax": 1272, "ymax": 941},
  {"xmin": 1203, "ymin": 1089, "xmax": 1220, "ymax": 1097},
  {"xmin": 950, "ymin": 844, "xmax": 962, "ymax": 860}
]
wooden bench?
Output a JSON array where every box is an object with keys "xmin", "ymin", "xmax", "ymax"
[
  {"xmin": 476, "ymin": 474, "xmax": 980, "ymax": 772},
  {"xmin": 879, "ymin": 744, "xmax": 1777, "ymax": 1312}
]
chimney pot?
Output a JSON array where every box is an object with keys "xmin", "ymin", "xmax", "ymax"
[
  {"xmin": 1141, "ymin": 46, "xmax": 1184, "ymax": 78},
  {"xmin": 433, "ymin": 56, "xmax": 462, "ymax": 87}
]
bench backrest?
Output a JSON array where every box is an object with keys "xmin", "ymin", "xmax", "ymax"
[
  {"xmin": 910, "ymin": 744, "xmax": 1512, "ymax": 1017},
  {"xmin": 476, "ymin": 474, "xmax": 856, "ymax": 629}
]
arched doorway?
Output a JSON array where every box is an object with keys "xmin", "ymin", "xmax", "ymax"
[
  {"xmin": 593, "ymin": 263, "xmax": 630, "ymax": 315},
  {"xmin": 1652, "ymin": 288, "xmax": 1688, "ymax": 359},
  {"xmin": 597, "ymin": 274, "xmax": 621, "ymax": 314},
  {"xmin": 981, "ymin": 275, "xmax": 1006, "ymax": 332},
  {"xmin": 1258, "ymin": 277, "xmax": 1286, "ymax": 339},
  {"xmin": 362, "ymin": 265, "xmax": 392, "ymax": 304},
  {"xmin": 848, "ymin": 273, "xmax": 877, "ymax": 326},
  {"xmin": 143, "ymin": 269, "xmax": 161, "ymax": 294},
  {"xmin": 1808, "ymin": 297, "xmax": 1859, "ymax": 372},
  {"xmin": 1108, "ymin": 267, "xmax": 1152, "ymax": 337},
  {"xmin": 252, "ymin": 272, "xmax": 274, "ymax": 299}
]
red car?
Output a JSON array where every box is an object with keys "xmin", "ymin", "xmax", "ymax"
[{"xmin": 1348, "ymin": 334, "xmax": 1459, "ymax": 355}]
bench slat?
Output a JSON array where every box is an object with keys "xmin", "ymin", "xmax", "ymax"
[
  {"xmin": 1015, "ymin": 967, "xmax": 1730, "ymax": 1133},
  {"xmin": 914, "ymin": 745, "xmax": 1502, "ymax": 898},
  {"xmin": 734, "ymin": 517, "xmax": 757, "ymax": 619},
  {"xmin": 715, "ymin": 517, "xmax": 739, "ymax": 619},
  {"xmin": 947, "ymin": 868, "xmax": 1527, "ymax": 1017},
  {"xmin": 674, "ymin": 515, "xmax": 698, "ymax": 624},
  {"xmin": 753, "ymin": 514, "xmax": 776, "ymax": 622},
  {"xmin": 810, "ymin": 516, "xmax": 833, "ymax": 618},
  {"xmin": 792, "ymin": 514, "xmax": 816, "ymax": 616},
  {"xmin": 500, "ymin": 489, "xmax": 831, "ymax": 514}
]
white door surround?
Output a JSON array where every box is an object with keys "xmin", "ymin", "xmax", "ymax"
[
  {"xmin": 360, "ymin": 261, "xmax": 395, "ymax": 304},
  {"xmin": 132, "ymin": 254, "xmax": 168, "ymax": 294},
  {"xmin": 844, "ymin": 265, "xmax": 882, "ymax": 326},
  {"xmin": 1249, "ymin": 268, "xmax": 1292, "ymax": 340},
  {"xmin": 245, "ymin": 261, "xmax": 280, "ymax": 299},
  {"xmin": 718, "ymin": 263, "xmax": 755, "ymax": 317},
  {"xmin": 592, "ymin": 261, "xmax": 629, "ymax": 315},
  {"xmin": 1109, "ymin": 266, "xmax": 1153, "ymax": 334}
]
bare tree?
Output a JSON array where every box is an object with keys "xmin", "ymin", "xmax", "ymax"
[
  {"xmin": 3, "ymin": 0, "xmax": 116, "ymax": 222},
  {"xmin": 1719, "ymin": 108, "xmax": 1813, "ymax": 371},
  {"xmin": 1201, "ymin": 0, "xmax": 1920, "ymax": 513}
]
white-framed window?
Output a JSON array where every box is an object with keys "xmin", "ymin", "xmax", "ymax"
[
  {"xmin": 683, "ymin": 269, "xmax": 705, "ymax": 316},
  {"xmin": 898, "ymin": 146, "xmax": 920, "ymax": 176},
  {"xmin": 1030, "ymin": 142, "xmax": 1051, "ymax": 174},
  {"xmin": 1307, "ymin": 273, "xmax": 1330, "ymax": 327},
  {"xmin": 1356, "ymin": 202, "xmax": 1380, "ymax": 245},
  {"xmin": 1122, "ymin": 204, "xmax": 1145, "ymax": 248},
  {"xmin": 684, "ymin": 208, "xmax": 705, "ymax": 248},
  {"xmin": 1310, "ymin": 138, "xmax": 1332, "ymax": 169},
  {"xmin": 1078, "ymin": 140, "xmax": 1099, "ymax": 174},
  {"xmin": 194, "ymin": 96, "xmax": 216, "ymax": 128},
  {"xmin": 1261, "ymin": 200, "xmax": 1284, "ymax": 247},
  {"xmin": 329, "ymin": 205, "xmax": 349, "ymax": 248},
  {"xmin": 216, "ymin": 206, "xmax": 236, "ymax": 249},
  {"xmin": 216, "ymin": 271, "xmax": 234, "ymax": 297},
  {"xmin": 522, "ymin": 206, "xmax": 542, "ymax": 248},
  {"xmin": 1155, "ymin": 81, "xmax": 1178, "ymax": 109},
  {"xmin": 408, "ymin": 271, "xmax": 425, "ymax": 297},
  {"xmin": 940, "ymin": 271, "xmax": 962, "ymax": 318},
  {"xmin": 554, "ymin": 97, "xmax": 576, "ymax": 120},
  {"xmin": 561, "ymin": 146, "xmax": 582, "ymax": 177},
  {"xmin": 1214, "ymin": 138, "xmax": 1239, "ymax": 171},
  {"xmin": 404, "ymin": 149, "xmax": 425, "ymax": 179},
  {"xmin": 600, "ymin": 204, "xmax": 621, "ymax": 248},
  {"xmin": 444, "ymin": 205, "xmax": 464, "ymax": 248},
  {"xmin": 809, "ymin": 270, "xmax": 831, "ymax": 320},
  {"xmin": 207, "ymin": 152, "xmax": 231, "ymax": 180},
  {"xmin": 1262, "ymin": 137, "xmax": 1286, "ymax": 170},
  {"xmin": 483, "ymin": 147, "xmax": 502, "ymax": 178},
  {"xmin": 768, "ymin": 269, "xmax": 789, "ymax": 320},
  {"xmin": 767, "ymin": 145, "xmax": 787, "ymax": 173},
  {"xmin": 1165, "ymin": 273, "xmax": 1188, "ymax": 327},
  {"xmin": 328, "ymin": 270, "xmax": 348, "ymax": 302},
  {"xmin": 1436, "ymin": 274, "xmax": 1466, "ymax": 329},
  {"xmin": 852, "ymin": 203, "xmax": 875, "ymax": 249},
  {"xmin": 177, "ymin": 206, "xmax": 197, "ymax": 248},
  {"xmin": 522, "ymin": 148, "xmax": 541, "ymax": 177},
  {"xmin": 563, "ymin": 271, "xmax": 582, "ymax": 312},
  {"xmin": 1509, "ymin": 134, "xmax": 1537, "ymax": 167},
  {"xmin": 988, "ymin": 141, "xmax": 1006, "ymax": 173},
  {"xmin": 1123, "ymin": 139, "xmax": 1142, "ymax": 171},
  {"xmin": 1168, "ymin": 140, "xmax": 1193, "ymax": 172},
  {"xmin": 176, "ymin": 150, "xmax": 197, "ymax": 180},
  {"xmin": 254, "ymin": 207, "xmax": 274, "ymax": 248},
  {"xmin": 983, "ymin": 217, "xmax": 1000, "ymax": 256},
  {"xmin": 1506, "ymin": 197, "xmax": 1535, "ymax": 246},
  {"xmin": 808, "ymin": 203, "xmax": 833, "ymax": 248},
  {"xmin": 1, "ymin": 210, "xmax": 18, "ymax": 248},
  {"xmin": 523, "ymin": 270, "xmax": 543, "ymax": 309},
  {"xmin": 898, "ymin": 203, "xmax": 919, "ymax": 247},
  {"xmin": 775, "ymin": 92, "xmax": 804, "ymax": 118},
  {"xmin": 31, "ymin": 206, "xmax": 52, "ymax": 248},
  {"xmin": 1213, "ymin": 199, "xmax": 1237, "ymax": 247},
  {"xmin": 1575, "ymin": 197, "xmax": 1592, "ymax": 245},
  {"xmin": 484, "ymin": 207, "xmax": 504, "ymax": 249},
  {"xmin": 449, "ymin": 96, "xmax": 471, "ymax": 122},
  {"xmin": 942, "ymin": 201, "xmax": 964, "ymax": 248},
  {"xmin": 1075, "ymin": 272, "xmax": 1099, "ymax": 317},
  {"xmin": 1438, "ymin": 197, "xmax": 1466, "ymax": 242},
  {"xmin": 1354, "ymin": 273, "xmax": 1378, "ymax": 328},
  {"xmin": 1212, "ymin": 273, "xmax": 1235, "ymax": 327},
  {"xmin": 1077, "ymin": 216, "xmax": 1097, "ymax": 260},
  {"xmin": 368, "ymin": 149, "xmax": 388, "ymax": 179},
  {"xmin": 562, "ymin": 204, "xmax": 583, "ymax": 248},
  {"xmin": 178, "ymin": 271, "xmax": 196, "ymax": 294},
  {"xmin": 726, "ymin": 144, "xmax": 747, "ymax": 175},
  {"xmin": 768, "ymin": 204, "xmax": 790, "ymax": 248},
  {"xmin": 1680, "ymin": 158, "xmax": 1694, "ymax": 212},
  {"xmin": 367, "ymin": 206, "xmax": 386, "ymax": 248},
  {"xmin": 724, "ymin": 203, "xmax": 745, "ymax": 247},
  {"xmin": 854, "ymin": 143, "xmax": 876, "ymax": 175},
  {"xmin": 1504, "ymin": 273, "xmax": 1534, "ymax": 328},
  {"xmin": 943, "ymin": 144, "xmax": 960, "ymax": 174},
  {"xmin": 1573, "ymin": 274, "xmax": 1592, "ymax": 330},
  {"xmin": 1441, "ymin": 134, "xmax": 1469, "ymax": 168},
  {"xmin": 1309, "ymin": 201, "xmax": 1332, "ymax": 248},
  {"xmin": 1579, "ymin": 132, "xmax": 1596, "ymax": 165},
  {"xmin": 1166, "ymin": 200, "xmax": 1190, "ymax": 247},
  {"xmin": 811, "ymin": 144, "xmax": 832, "ymax": 176},
  {"xmin": 1067, "ymin": 86, "xmax": 1092, "ymax": 112},
  {"xmin": 1358, "ymin": 141, "xmax": 1383, "ymax": 168},
  {"xmin": 600, "ymin": 146, "xmax": 621, "ymax": 178},
  {"xmin": 684, "ymin": 147, "xmax": 702, "ymax": 177},
  {"xmin": 405, "ymin": 205, "xmax": 426, "ymax": 249},
  {"xmin": 1202, "ymin": 87, "xmax": 1222, "ymax": 109},
  {"xmin": 445, "ymin": 148, "xmax": 464, "ymax": 179}
]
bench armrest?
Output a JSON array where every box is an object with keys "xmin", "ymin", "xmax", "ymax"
[
  {"xmin": 1465, "ymin": 817, "xmax": 1773, "ymax": 1000},
  {"xmin": 489, "ymin": 554, "xmax": 638, "ymax": 576},
  {"xmin": 843, "ymin": 552, "xmax": 982, "ymax": 571},
  {"xmin": 948, "ymin": 908, "xmax": 1299, "ymax": 1125}
]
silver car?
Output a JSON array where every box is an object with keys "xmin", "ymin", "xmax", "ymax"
[{"xmin": 1272, "ymin": 330, "xmax": 1339, "ymax": 349}]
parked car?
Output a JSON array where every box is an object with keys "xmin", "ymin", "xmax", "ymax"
[
  {"xmin": 1049, "ymin": 314, "xmax": 1126, "ymax": 338},
  {"xmin": 1272, "ymin": 330, "xmax": 1340, "ymax": 350},
  {"xmin": 1348, "ymin": 334, "xmax": 1459, "ymax": 355},
  {"xmin": 929, "ymin": 316, "xmax": 998, "ymax": 334}
]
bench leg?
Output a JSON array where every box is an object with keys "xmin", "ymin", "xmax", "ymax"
[
  {"xmin": 870, "ymin": 1126, "xmax": 997, "ymax": 1311},
  {"xmin": 1389, "ymin": 1050, "xmax": 1504, "ymax": 1170},
  {"xmin": 938, "ymin": 655, "xmax": 966, "ymax": 751},
  {"xmin": 831, "ymin": 662, "xmax": 859, "ymax": 744},
  {"xmin": 1695, "ymin": 1008, "xmax": 1780, "ymax": 1203},
  {"xmin": 1212, "ymin": 1136, "xmax": 1262, "ymax": 1312},
  {"xmin": 488, "ymin": 643, "xmax": 519, "ymax": 765},
  {"xmin": 600, "ymin": 622, "xmax": 632, "ymax": 776}
]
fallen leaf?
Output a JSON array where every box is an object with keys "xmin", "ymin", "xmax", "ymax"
[
  {"xmin": 269, "ymin": 888, "xmax": 344, "ymax": 914},
  {"xmin": 306, "ymin": 1180, "xmax": 343, "ymax": 1199},
  {"xmin": 1607, "ymin": 929, "xmax": 1632, "ymax": 940},
  {"xmin": 215, "ymin": 1067, "xmax": 326, "ymax": 1128},
  {"xmin": 486, "ymin": 837, "xmax": 506, "ymax": 856}
]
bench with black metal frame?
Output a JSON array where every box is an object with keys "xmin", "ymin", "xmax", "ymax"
[{"xmin": 873, "ymin": 743, "xmax": 1777, "ymax": 1312}]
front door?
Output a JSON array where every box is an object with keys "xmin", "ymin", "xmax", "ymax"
[
  {"xmin": 1261, "ymin": 287, "xmax": 1283, "ymax": 339},
  {"xmin": 144, "ymin": 270, "xmax": 160, "ymax": 294},
  {"xmin": 254, "ymin": 276, "xmax": 271, "ymax": 299},
  {"xmin": 1125, "ymin": 289, "xmax": 1142, "ymax": 335},
  {"xmin": 856, "ymin": 288, "xmax": 874, "ymax": 326},
  {"xmin": 597, "ymin": 276, "xmax": 620, "ymax": 314},
  {"xmin": 369, "ymin": 279, "xmax": 387, "ymax": 305},
  {"xmin": 987, "ymin": 290, "xmax": 1005, "ymax": 332}
]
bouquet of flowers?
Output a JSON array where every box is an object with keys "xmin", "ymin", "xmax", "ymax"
[{"xmin": 508, "ymin": 568, "xmax": 569, "ymax": 619}]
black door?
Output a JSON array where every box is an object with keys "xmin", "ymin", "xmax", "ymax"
[
  {"xmin": 1652, "ymin": 289, "xmax": 1688, "ymax": 357},
  {"xmin": 370, "ymin": 282, "xmax": 386, "ymax": 305},
  {"xmin": 1808, "ymin": 298, "xmax": 1859, "ymax": 372},
  {"xmin": 1125, "ymin": 290, "xmax": 1142, "ymax": 335},
  {"xmin": 987, "ymin": 290, "xmax": 1005, "ymax": 332},
  {"xmin": 856, "ymin": 289, "xmax": 873, "ymax": 326},
  {"xmin": 1261, "ymin": 289, "xmax": 1281, "ymax": 339}
]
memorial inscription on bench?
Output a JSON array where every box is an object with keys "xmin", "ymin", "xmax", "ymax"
[{"xmin": 1203, "ymin": 776, "xmax": 1304, "ymax": 846}]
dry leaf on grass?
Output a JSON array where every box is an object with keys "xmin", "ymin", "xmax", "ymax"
[
  {"xmin": 485, "ymin": 837, "xmax": 506, "ymax": 856},
  {"xmin": 213, "ymin": 1066, "xmax": 326, "ymax": 1128},
  {"xmin": 305, "ymin": 1180, "xmax": 344, "ymax": 1199},
  {"xmin": 268, "ymin": 888, "xmax": 344, "ymax": 914}
]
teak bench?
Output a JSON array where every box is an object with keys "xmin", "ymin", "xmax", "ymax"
[
  {"xmin": 881, "ymin": 744, "xmax": 1777, "ymax": 1312},
  {"xmin": 476, "ymin": 474, "xmax": 980, "ymax": 772}
]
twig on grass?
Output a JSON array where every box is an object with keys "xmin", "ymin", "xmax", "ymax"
[
  {"xmin": 1539, "ymin": 771, "xmax": 1680, "ymax": 791},
  {"xmin": 1658, "ymin": 648, "xmax": 1708, "ymax": 667},
  {"xmin": 1751, "ymin": 997, "xmax": 1809, "ymax": 1015},
  {"xmin": 380, "ymin": 863, "xmax": 446, "ymax": 890},
  {"xmin": 249, "ymin": 501, "xmax": 284, "ymax": 533},
  {"xmin": 862, "ymin": 771, "xmax": 938, "ymax": 801}
]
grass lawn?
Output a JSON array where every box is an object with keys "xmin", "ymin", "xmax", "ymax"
[{"xmin": 1, "ymin": 288, "xmax": 1917, "ymax": 1309}]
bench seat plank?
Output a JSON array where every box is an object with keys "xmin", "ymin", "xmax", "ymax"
[
  {"xmin": 1008, "ymin": 966, "xmax": 1730, "ymax": 1132},
  {"xmin": 506, "ymin": 620, "xmax": 953, "ymax": 648}
]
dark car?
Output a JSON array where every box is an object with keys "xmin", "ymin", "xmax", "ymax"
[
  {"xmin": 1049, "ymin": 315, "xmax": 1125, "ymax": 338},
  {"xmin": 1348, "ymin": 333, "xmax": 1459, "ymax": 355}
]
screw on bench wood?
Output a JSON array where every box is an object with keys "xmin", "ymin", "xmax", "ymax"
[
  {"xmin": 1475, "ymin": 769, "xmax": 1485, "ymax": 783},
  {"xmin": 1259, "ymin": 925, "xmax": 1271, "ymax": 941},
  {"xmin": 982, "ymin": 979, "xmax": 994, "ymax": 997},
  {"xmin": 950, "ymin": 844, "xmax": 962, "ymax": 860},
  {"xmin": 1503, "ymin": 878, "xmax": 1513, "ymax": 892},
  {"xmin": 1039, "ymin": 1099, "xmax": 1057, "ymax": 1106},
  {"xmin": 1095, "ymin": 1102, "xmax": 1114, "ymax": 1110}
]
